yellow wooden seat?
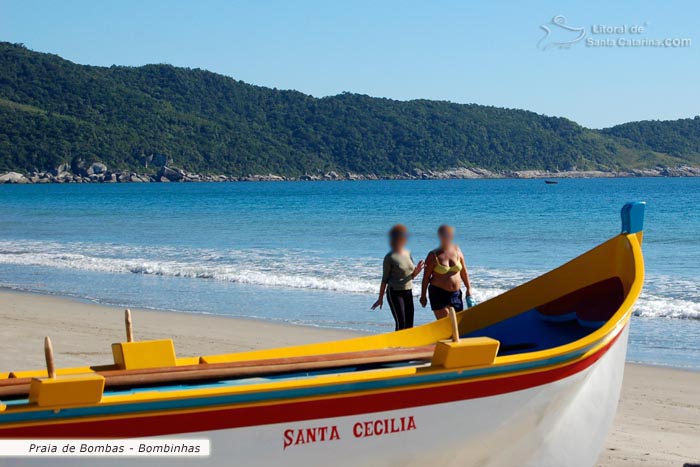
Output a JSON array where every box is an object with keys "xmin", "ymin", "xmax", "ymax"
[
  {"xmin": 29, "ymin": 373, "xmax": 105, "ymax": 407},
  {"xmin": 112, "ymin": 339, "xmax": 177, "ymax": 370},
  {"xmin": 431, "ymin": 337, "xmax": 500, "ymax": 369}
]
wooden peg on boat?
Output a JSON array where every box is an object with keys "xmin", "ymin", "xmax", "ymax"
[
  {"xmin": 448, "ymin": 307, "xmax": 460, "ymax": 343},
  {"xmin": 125, "ymin": 309, "xmax": 134, "ymax": 343},
  {"xmin": 112, "ymin": 309, "xmax": 178, "ymax": 370},
  {"xmin": 44, "ymin": 336, "xmax": 56, "ymax": 379}
]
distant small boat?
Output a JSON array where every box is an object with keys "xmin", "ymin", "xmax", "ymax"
[
  {"xmin": 544, "ymin": 180, "xmax": 559, "ymax": 184},
  {"xmin": 0, "ymin": 203, "xmax": 646, "ymax": 467}
]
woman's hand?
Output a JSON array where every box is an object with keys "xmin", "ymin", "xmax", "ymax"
[
  {"xmin": 466, "ymin": 295, "xmax": 477, "ymax": 309},
  {"xmin": 419, "ymin": 295, "xmax": 428, "ymax": 308},
  {"xmin": 413, "ymin": 260, "xmax": 425, "ymax": 278},
  {"xmin": 371, "ymin": 298, "xmax": 383, "ymax": 310}
]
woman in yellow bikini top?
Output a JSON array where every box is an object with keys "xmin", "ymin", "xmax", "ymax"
[
  {"xmin": 431, "ymin": 256, "xmax": 463, "ymax": 275},
  {"xmin": 420, "ymin": 224, "xmax": 473, "ymax": 320}
]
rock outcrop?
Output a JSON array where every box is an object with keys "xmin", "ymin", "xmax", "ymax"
[
  {"xmin": 0, "ymin": 172, "xmax": 29, "ymax": 184},
  {"xmin": 3, "ymin": 164, "xmax": 700, "ymax": 185},
  {"xmin": 157, "ymin": 166, "xmax": 184, "ymax": 182},
  {"xmin": 87, "ymin": 162, "xmax": 108, "ymax": 175}
]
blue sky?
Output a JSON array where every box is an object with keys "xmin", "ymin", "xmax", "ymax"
[{"xmin": 2, "ymin": 0, "xmax": 698, "ymax": 128}]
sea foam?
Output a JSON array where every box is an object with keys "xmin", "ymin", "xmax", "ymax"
[{"xmin": 1, "ymin": 240, "xmax": 697, "ymax": 320}]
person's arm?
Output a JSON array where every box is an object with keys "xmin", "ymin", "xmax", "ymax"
[
  {"xmin": 372, "ymin": 281, "xmax": 387, "ymax": 310},
  {"xmin": 412, "ymin": 259, "xmax": 425, "ymax": 279},
  {"xmin": 459, "ymin": 251, "xmax": 472, "ymax": 296},
  {"xmin": 372, "ymin": 255, "xmax": 391, "ymax": 310},
  {"xmin": 420, "ymin": 253, "xmax": 434, "ymax": 308}
]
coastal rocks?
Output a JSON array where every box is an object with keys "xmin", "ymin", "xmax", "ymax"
[
  {"xmin": 239, "ymin": 174, "xmax": 287, "ymax": 182},
  {"xmin": 153, "ymin": 166, "xmax": 225, "ymax": 182},
  {"xmin": 0, "ymin": 172, "xmax": 29, "ymax": 184},
  {"xmin": 102, "ymin": 172, "xmax": 117, "ymax": 183},
  {"xmin": 55, "ymin": 172, "xmax": 76, "ymax": 183},
  {"xmin": 437, "ymin": 168, "xmax": 497, "ymax": 179},
  {"xmin": 157, "ymin": 166, "xmax": 184, "ymax": 182},
  {"xmin": 629, "ymin": 168, "xmax": 662, "ymax": 177},
  {"xmin": 29, "ymin": 172, "xmax": 57, "ymax": 183},
  {"xmin": 4, "ymin": 164, "xmax": 700, "ymax": 185},
  {"xmin": 505, "ymin": 169, "xmax": 616, "ymax": 179},
  {"xmin": 506, "ymin": 170, "xmax": 549, "ymax": 179},
  {"xmin": 411, "ymin": 167, "xmax": 499, "ymax": 179},
  {"xmin": 69, "ymin": 159, "xmax": 109, "ymax": 177},
  {"xmin": 659, "ymin": 166, "xmax": 700, "ymax": 177},
  {"xmin": 52, "ymin": 163, "xmax": 71, "ymax": 176},
  {"xmin": 87, "ymin": 162, "xmax": 108, "ymax": 175}
]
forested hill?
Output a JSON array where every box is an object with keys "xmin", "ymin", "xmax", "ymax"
[{"xmin": 1, "ymin": 42, "xmax": 698, "ymax": 176}]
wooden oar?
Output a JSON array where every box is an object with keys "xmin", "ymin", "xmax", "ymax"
[
  {"xmin": 103, "ymin": 346, "xmax": 433, "ymax": 388},
  {"xmin": 0, "ymin": 345, "xmax": 434, "ymax": 398}
]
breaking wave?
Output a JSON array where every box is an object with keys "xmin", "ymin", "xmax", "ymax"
[
  {"xmin": 0, "ymin": 240, "xmax": 698, "ymax": 320},
  {"xmin": 633, "ymin": 293, "xmax": 700, "ymax": 320},
  {"xmin": 0, "ymin": 240, "xmax": 379, "ymax": 295}
]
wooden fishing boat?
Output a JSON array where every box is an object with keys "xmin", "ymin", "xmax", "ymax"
[{"xmin": 0, "ymin": 202, "xmax": 646, "ymax": 467}]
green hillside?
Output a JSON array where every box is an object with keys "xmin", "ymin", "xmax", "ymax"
[
  {"xmin": 602, "ymin": 117, "xmax": 700, "ymax": 162},
  {"xmin": 0, "ymin": 42, "xmax": 697, "ymax": 176}
]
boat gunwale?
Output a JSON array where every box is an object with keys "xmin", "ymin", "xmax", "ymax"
[
  {"xmin": 0, "ymin": 231, "xmax": 644, "ymax": 426},
  {"xmin": 0, "ymin": 319, "xmax": 630, "ymax": 435}
]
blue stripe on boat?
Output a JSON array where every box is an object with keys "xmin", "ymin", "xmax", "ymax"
[{"xmin": 0, "ymin": 342, "xmax": 596, "ymax": 425}]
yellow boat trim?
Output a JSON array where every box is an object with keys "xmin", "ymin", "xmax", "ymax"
[{"xmin": 0, "ymin": 229, "xmax": 643, "ymax": 422}]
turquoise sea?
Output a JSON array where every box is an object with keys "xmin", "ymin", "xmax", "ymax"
[{"xmin": 1, "ymin": 178, "xmax": 698, "ymax": 369}]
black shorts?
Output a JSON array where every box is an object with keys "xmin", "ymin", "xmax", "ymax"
[{"xmin": 428, "ymin": 284, "xmax": 463, "ymax": 311}]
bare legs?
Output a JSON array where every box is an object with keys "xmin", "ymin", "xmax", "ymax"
[{"xmin": 433, "ymin": 307, "xmax": 450, "ymax": 320}]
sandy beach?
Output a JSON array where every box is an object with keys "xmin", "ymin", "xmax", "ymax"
[{"xmin": 0, "ymin": 290, "xmax": 698, "ymax": 466}]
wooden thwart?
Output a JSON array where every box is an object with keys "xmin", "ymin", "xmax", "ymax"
[{"xmin": 0, "ymin": 345, "xmax": 434, "ymax": 398}]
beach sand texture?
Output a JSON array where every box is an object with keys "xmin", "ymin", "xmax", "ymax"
[{"xmin": 0, "ymin": 291, "xmax": 698, "ymax": 466}]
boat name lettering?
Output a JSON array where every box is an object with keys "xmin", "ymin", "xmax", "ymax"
[
  {"xmin": 283, "ymin": 425, "xmax": 340, "ymax": 450},
  {"xmin": 352, "ymin": 416, "xmax": 416, "ymax": 438},
  {"xmin": 282, "ymin": 415, "xmax": 416, "ymax": 450}
]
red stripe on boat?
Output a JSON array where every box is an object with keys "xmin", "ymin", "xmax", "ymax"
[{"xmin": 0, "ymin": 329, "xmax": 622, "ymax": 438}]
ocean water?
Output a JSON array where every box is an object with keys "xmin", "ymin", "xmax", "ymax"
[{"xmin": 0, "ymin": 178, "xmax": 698, "ymax": 369}]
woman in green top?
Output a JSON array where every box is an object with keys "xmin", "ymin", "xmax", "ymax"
[{"xmin": 371, "ymin": 224, "xmax": 424, "ymax": 330}]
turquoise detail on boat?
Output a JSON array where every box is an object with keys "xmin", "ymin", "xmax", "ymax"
[
  {"xmin": 621, "ymin": 201, "xmax": 646, "ymax": 234},
  {"xmin": 0, "ymin": 342, "xmax": 600, "ymax": 425}
]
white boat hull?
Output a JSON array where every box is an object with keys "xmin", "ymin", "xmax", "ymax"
[
  {"xmin": 203, "ymin": 327, "xmax": 627, "ymax": 467},
  {"xmin": 25, "ymin": 326, "xmax": 626, "ymax": 467}
]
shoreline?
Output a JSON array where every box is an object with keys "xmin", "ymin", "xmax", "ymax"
[
  {"xmin": 0, "ymin": 290, "xmax": 699, "ymax": 466},
  {"xmin": 2, "ymin": 166, "xmax": 700, "ymax": 184},
  {"xmin": 1, "ymin": 286, "xmax": 697, "ymax": 372}
]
